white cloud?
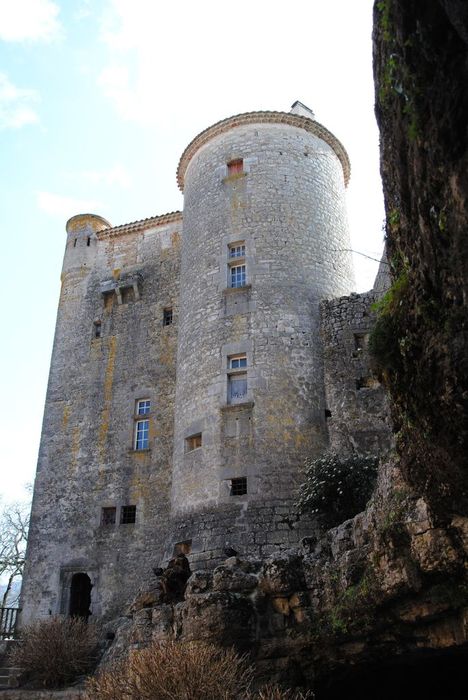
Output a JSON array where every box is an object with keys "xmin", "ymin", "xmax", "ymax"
[
  {"xmin": 96, "ymin": 63, "xmax": 135, "ymax": 121},
  {"xmin": 74, "ymin": 0, "xmax": 93, "ymax": 21},
  {"xmin": 80, "ymin": 164, "xmax": 132, "ymax": 188},
  {"xmin": 0, "ymin": 73, "xmax": 39, "ymax": 129},
  {"xmin": 0, "ymin": 0, "xmax": 61, "ymax": 42},
  {"xmin": 37, "ymin": 191, "xmax": 105, "ymax": 218}
]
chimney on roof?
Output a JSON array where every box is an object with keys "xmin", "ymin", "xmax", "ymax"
[{"xmin": 290, "ymin": 101, "xmax": 315, "ymax": 120}]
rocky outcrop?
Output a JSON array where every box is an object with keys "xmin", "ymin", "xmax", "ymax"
[{"xmin": 100, "ymin": 461, "xmax": 468, "ymax": 691}]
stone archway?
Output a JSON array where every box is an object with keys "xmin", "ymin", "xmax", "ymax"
[{"xmin": 69, "ymin": 572, "xmax": 92, "ymax": 619}]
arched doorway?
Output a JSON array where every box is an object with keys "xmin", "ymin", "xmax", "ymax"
[{"xmin": 68, "ymin": 572, "xmax": 92, "ymax": 619}]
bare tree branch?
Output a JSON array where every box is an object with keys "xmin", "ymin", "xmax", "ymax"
[{"xmin": 0, "ymin": 500, "xmax": 30, "ymax": 607}]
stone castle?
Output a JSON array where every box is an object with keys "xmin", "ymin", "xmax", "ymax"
[{"xmin": 20, "ymin": 102, "xmax": 391, "ymax": 625}]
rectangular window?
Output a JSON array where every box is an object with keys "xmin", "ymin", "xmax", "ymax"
[
  {"xmin": 93, "ymin": 321, "xmax": 102, "ymax": 339},
  {"xmin": 163, "ymin": 308, "xmax": 173, "ymax": 326},
  {"xmin": 228, "ymin": 374, "xmax": 247, "ymax": 403},
  {"xmin": 185, "ymin": 433, "xmax": 202, "ymax": 452},
  {"xmin": 228, "ymin": 354, "xmax": 247, "ymax": 370},
  {"xmin": 231, "ymin": 477, "xmax": 247, "ymax": 496},
  {"xmin": 103, "ymin": 291, "xmax": 114, "ymax": 310},
  {"xmin": 101, "ymin": 507, "xmax": 116, "ymax": 525},
  {"xmin": 230, "ymin": 264, "xmax": 246, "ymax": 288},
  {"xmin": 121, "ymin": 286, "xmax": 135, "ymax": 304},
  {"xmin": 173, "ymin": 540, "xmax": 192, "ymax": 556},
  {"xmin": 136, "ymin": 399, "xmax": 151, "ymax": 415},
  {"xmin": 120, "ymin": 505, "xmax": 136, "ymax": 524},
  {"xmin": 228, "ymin": 243, "xmax": 245, "ymax": 258},
  {"xmin": 134, "ymin": 419, "xmax": 149, "ymax": 449},
  {"xmin": 354, "ymin": 333, "xmax": 368, "ymax": 351},
  {"xmin": 227, "ymin": 159, "xmax": 243, "ymax": 176}
]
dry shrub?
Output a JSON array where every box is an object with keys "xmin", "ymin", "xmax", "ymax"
[
  {"xmin": 10, "ymin": 616, "xmax": 98, "ymax": 688},
  {"xmin": 86, "ymin": 640, "xmax": 314, "ymax": 700},
  {"xmin": 251, "ymin": 684, "xmax": 314, "ymax": 700},
  {"xmin": 85, "ymin": 640, "xmax": 253, "ymax": 700}
]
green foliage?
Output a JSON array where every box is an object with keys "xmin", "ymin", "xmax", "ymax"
[
  {"xmin": 404, "ymin": 101, "xmax": 420, "ymax": 142},
  {"xmin": 377, "ymin": 488, "xmax": 410, "ymax": 536},
  {"xmin": 438, "ymin": 209, "xmax": 447, "ymax": 232},
  {"xmin": 296, "ymin": 454, "xmax": 378, "ymax": 528},
  {"xmin": 378, "ymin": 52, "xmax": 399, "ymax": 105},
  {"xmin": 328, "ymin": 569, "xmax": 380, "ymax": 636},
  {"xmin": 387, "ymin": 208, "xmax": 400, "ymax": 231},
  {"xmin": 10, "ymin": 616, "xmax": 98, "ymax": 688},
  {"xmin": 377, "ymin": 0, "xmax": 420, "ymax": 139},
  {"xmin": 368, "ymin": 313, "xmax": 401, "ymax": 374},
  {"xmin": 377, "ymin": 0, "xmax": 392, "ymax": 42},
  {"xmin": 371, "ymin": 269, "xmax": 409, "ymax": 317},
  {"xmin": 369, "ymin": 270, "xmax": 409, "ymax": 374}
]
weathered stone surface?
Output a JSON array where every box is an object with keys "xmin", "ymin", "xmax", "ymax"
[
  {"xmin": 20, "ymin": 211, "xmax": 182, "ymax": 625},
  {"xmin": 98, "ymin": 476, "xmax": 468, "ymax": 685},
  {"xmin": 159, "ymin": 554, "xmax": 191, "ymax": 603},
  {"xmin": 410, "ymin": 529, "xmax": 459, "ymax": 573},
  {"xmin": 212, "ymin": 565, "xmax": 258, "ymax": 592},
  {"xmin": 184, "ymin": 570, "xmax": 213, "ymax": 596},
  {"xmin": 175, "ymin": 591, "xmax": 256, "ymax": 650},
  {"xmin": 151, "ymin": 604, "xmax": 174, "ymax": 641},
  {"xmin": 373, "ymin": 0, "xmax": 468, "ymax": 516},
  {"xmin": 271, "ymin": 597, "xmax": 290, "ymax": 615},
  {"xmin": 320, "ymin": 291, "xmax": 393, "ymax": 457},
  {"xmin": 128, "ymin": 586, "xmax": 162, "ymax": 613},
  {"xmin": 259, "ymin": 552, "xmax": 306, "ymax": 596}
]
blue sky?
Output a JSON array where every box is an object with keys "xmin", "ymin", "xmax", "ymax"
[{"xmin": 0, "ymin": 0, "xmax": 385, "ymax": 503}]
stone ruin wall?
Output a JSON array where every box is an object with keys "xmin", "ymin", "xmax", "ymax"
[{"xmin": 320, "ymin": 289, "xmax": 393, "ymax": 459}]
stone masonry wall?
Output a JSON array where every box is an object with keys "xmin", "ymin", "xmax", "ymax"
[
  {"xmin": 167, "ymin": 499, "xmax": 318, "ymax": 571},
  {"xmin": 21, "ymin": 215, "xmax": 181, "ymax": 624},
  {"xmin": 321, "ymin": 291, "xmax": 393, "ymax": 456},
  {"xmin": 172, "ymin": 118, "xmax": 355, "ymax": 524}
]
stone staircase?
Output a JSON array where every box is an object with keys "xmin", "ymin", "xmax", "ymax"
[
  {"xmin": 0, "ymin": 641, "xmax": 21, "ymax": 690},
  {"xmin": 0, "ymin": 665, "xmax": 21, "ymax": 689}
]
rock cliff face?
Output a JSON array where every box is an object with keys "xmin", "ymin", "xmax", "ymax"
[
  {"xmin": 372, "ymin": 0, "xmax": 468, "ymax": 514},
  {"xmin": 96, "ymin": 3, "xmax": 468, "ymax": 695}
]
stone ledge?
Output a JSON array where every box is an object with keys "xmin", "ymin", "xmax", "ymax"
[
  {"xmin": 220, "ymin": 401, "xmax": 254, "ymax": 413},
  {"xmin": 222, "ymin": 172, "xmax": 247, "ymax": 184},
  {"xmin": 222, "ymin": 284, "xmax": 252, "ymax": 296}
]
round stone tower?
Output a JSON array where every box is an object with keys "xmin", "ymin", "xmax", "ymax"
[
  {"xmin": 170, "ymin": 104, "xmax": 354, "ymax": 551},
  {"xmin": 63, "ymin": 213, "xmax": 111, "ymax": 276}
]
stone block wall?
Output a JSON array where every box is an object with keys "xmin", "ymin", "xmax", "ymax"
[
  {"xmin": 172, "ymin": 114, "xmax": 355, "ymax": 521},
  {"xmin": 167, "ymin": 500, "xmax": 318, "ymax": 570},
  {"xmin": 321, "ymin": 291, "xmax": 393, "ymax": 456},
  {"xmin": 21, "ymin": 214, "xmax": 182, "ymax": 625}
]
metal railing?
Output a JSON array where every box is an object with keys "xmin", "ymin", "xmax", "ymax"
[{"xmin": 0, "ymin": 607, "xmax": 20, "ymax": 640}]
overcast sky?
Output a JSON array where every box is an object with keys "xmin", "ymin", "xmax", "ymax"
[{"xmin": 0, "ymin": 0, "xmax": 384, "ymax": 503}]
